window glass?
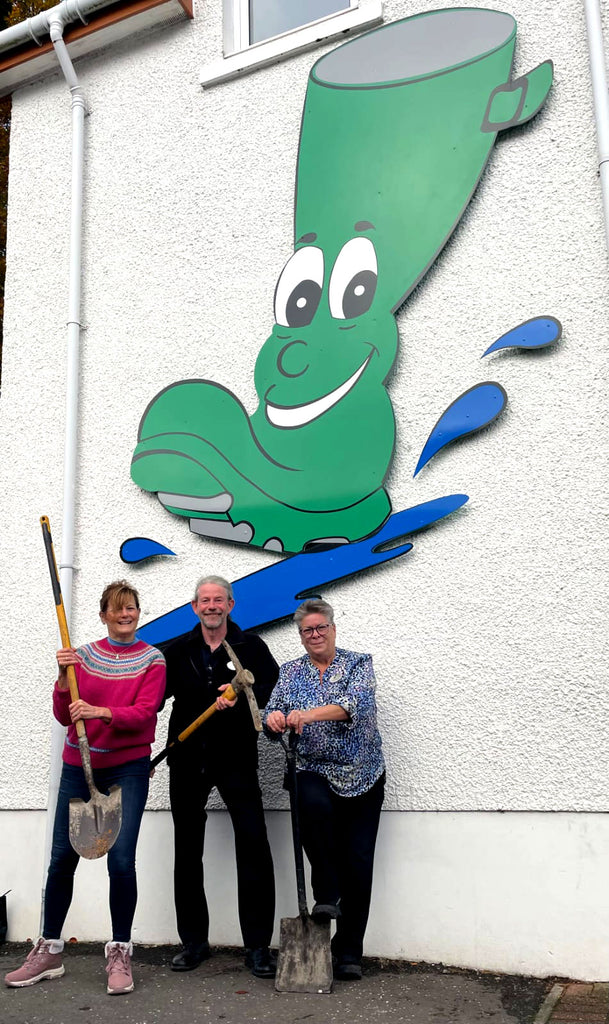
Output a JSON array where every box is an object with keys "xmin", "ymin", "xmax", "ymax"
[{"xmin": 249, "ymin": 0, "xmax": 349, "ymax": 45}]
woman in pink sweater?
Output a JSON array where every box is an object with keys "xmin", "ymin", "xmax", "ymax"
[{"xmin": 5, "ymin": 581, "xmax": 165, "ymax": 996}]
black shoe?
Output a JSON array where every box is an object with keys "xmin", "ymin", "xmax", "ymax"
[
  {"xmin": 311, "ymin": 901, "xmax": 341, "ymax": 924},
  {"xmin": 335, "ymin": 959, "xmax": 362, "ymax": 981},
  {"xmin": 245, "ymin": 946, "xmax": 276, "ymax": 979},
  {"xmin": 171, "ymin": 941, "xmax": 211, "ymax": 971}
]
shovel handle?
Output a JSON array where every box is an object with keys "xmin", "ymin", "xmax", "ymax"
[
  {"xmin": 40, "ymin": 516, "xmax": 93, "ymax": 765},
  {"xmin": 282, "ymin": 730, "xmax": 309, "ymax": 918},
  {"xmin": 150, "ymin": 682, "xmax": 238, "ymax": 769}
]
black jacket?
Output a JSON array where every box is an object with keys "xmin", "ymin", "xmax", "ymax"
[{"xmin": 162, "ymin": 618, "xmax": 278, "ymax": 770}]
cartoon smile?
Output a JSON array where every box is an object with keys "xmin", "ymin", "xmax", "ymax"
[{"xmin": 265, "ymin": 349, "xmax": 375, "ymax": 428}]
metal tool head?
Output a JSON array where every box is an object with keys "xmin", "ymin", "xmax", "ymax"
[
  {"xmin": 68, "ymin": 784, "xmax": 122, "ymax": 860},
  {"xmin": 222, "ymin": 640, "xmax": 262, "ymax": 731},
  {"xmin": 275, "ymin": 914, "xmax": 333, "ymax": 993}
]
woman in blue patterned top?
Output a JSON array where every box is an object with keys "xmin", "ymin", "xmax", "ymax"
[{"xmin": 265, "ymin": 598, "xmax": 385, "ymax": 981}]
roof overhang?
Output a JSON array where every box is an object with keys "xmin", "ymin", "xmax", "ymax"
[{"xmin": 0, "ymin": 0, "xmax": 193, "ymax": 96}]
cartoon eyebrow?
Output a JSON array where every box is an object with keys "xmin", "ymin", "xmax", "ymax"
[
  {"xmin": 354, "ymin": 221, "xmax": 375, "ymax": 232},
  {"xmin": 296, "ymin": 232, "xmax": 317, "ymax": 244}
]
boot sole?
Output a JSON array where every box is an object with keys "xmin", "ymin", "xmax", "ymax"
[
  {"xmin": 107, "ymin": 981, "xmax": 134, "ymax": 994},
  {"xmin": 5, "ymin": 965, "xmax": 65, "ymax": 987}
]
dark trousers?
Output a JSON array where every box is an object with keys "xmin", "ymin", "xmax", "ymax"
[
  {"xmin": 43, "ymin": 758, "xmax": 150, "ymax": 943},
  {"xmin": 169, "ymin": 760, "xmax": 275, "ymax": 950},
  {"xmin": 297, "ymin": 770, "xmax": 385, "ymax": 963}
]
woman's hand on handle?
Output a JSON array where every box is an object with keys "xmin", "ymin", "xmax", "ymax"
[
  {"xmin": 285, "ymin": 704, "xmax": 349, "ymax": 734},
  {"xmin": 286, "ymin": 709, "xmax": 312, "ymax": 735},
  {"xmin": 69, "ymin": 699, "xmax": 112, "ymax": 724},
  {"xmin": 266, "ymin": 710, "xmax": 288, "ymax": 733},
  {"xmin": 55, "ymin": 647, "xmax": 79, "ymax": 690}
]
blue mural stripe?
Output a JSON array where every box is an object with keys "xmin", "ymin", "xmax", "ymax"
[
  {"xmin": 414, "ymin": 383, "xmax": 507, "ymax": 478},
  {"xmin": 482, "ymin": 316, "xmax": 562, "ymax": 357},
  {"xmin": 137, "ymin": 494, "xmax": 468, "ymax": 646},
  {"xmin": 120, "ymin": 537, "xmax": 176, "ymax": 564}
]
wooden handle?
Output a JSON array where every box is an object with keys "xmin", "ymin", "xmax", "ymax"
[
  {"xmin": 150, "ymin": 683, "xmax": 239, "ymax": 769},
  {"xmin": 176, "ymin": 683, "xmax": 238, "ymax": 743},
  {"xmin": 40, "ymin": 516, "xmax": 85, "ymax": 739}
]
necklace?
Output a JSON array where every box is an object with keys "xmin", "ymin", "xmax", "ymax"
[{"xmin": 108, "ymin": 639, "xmax": 135, "ymax": 659}]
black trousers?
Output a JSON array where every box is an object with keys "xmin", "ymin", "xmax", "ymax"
[
  {"xmin": 297, "ymin": 770, "xmax": 385, "ymax": 963},
  {"xmin": 169, "ymin": 759, "xmax": 275, "ymax": 950}
]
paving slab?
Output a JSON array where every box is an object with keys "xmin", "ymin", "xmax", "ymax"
[
  {"xmin": 0, "ymin": 944, "xmax": 551, "ymax": 1024},
  {"xmin": 534, "ymin": 982, "xmax": 609, "ymax": 1024}
]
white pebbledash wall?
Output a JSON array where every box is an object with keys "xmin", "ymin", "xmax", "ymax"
[{"xmin": 0, "ymin": 0, "xmax": 608, "ymax": 979}]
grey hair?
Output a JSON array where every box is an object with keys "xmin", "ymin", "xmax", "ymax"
[
  {"xmin": 293, "ymin": 598, "xmax": 334, "ymax": 627},
  {"xmin": 193, "ymin": 575, "xmax": 234, "ymax": 602}
]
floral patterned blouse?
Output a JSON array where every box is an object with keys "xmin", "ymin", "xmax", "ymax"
[{"xmin": 263, "ymin": 647, "xmax": 385, "ymax": 797}]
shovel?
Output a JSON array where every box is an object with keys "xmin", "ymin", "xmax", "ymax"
[
  {"xmin": 40, "ymin": 516, "xmax": 122, "ymax": 860},
  {"xmin": 275, "ymin": 730, "xmax": 333, "ymax": 994}
]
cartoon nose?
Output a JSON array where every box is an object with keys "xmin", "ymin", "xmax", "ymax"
[{"xmin": 277, "ymin": 340, "xmax": 309, "ymax": 378}]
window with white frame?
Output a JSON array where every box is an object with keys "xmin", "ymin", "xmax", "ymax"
[
  {"xmin": 229, "ymin": 1, "xmax": 355, "ymax": 50},
  {"xmin": 203, "ymin": 1, "xmax": 383, "ymax": 88}
]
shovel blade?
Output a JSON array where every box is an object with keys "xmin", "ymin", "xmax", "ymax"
[
  {"xmin": 68, "ymin": 785, "xmax": 122, "ymax": 860},
  {"xmin": 275, "ymin": 914, "xmax": 333, "ymax": 993}
]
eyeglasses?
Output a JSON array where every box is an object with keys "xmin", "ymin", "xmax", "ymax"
[{"xmin": 299, "ymin": 623, "xmax": 332, "ymax": 639}]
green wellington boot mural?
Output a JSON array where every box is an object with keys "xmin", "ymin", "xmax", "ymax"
[{"xmin": 131, "ymin": 8, "xmax": 554, "ymax": 554}]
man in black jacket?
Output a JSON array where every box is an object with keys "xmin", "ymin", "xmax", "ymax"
[{"xmin": 163, "ymin": 575, "xmax": 278, "ymax": 978}]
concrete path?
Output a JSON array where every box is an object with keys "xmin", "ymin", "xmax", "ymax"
[{"xmin": 0, "ymin": 944, "xmax": 551, "ymax": 1024}]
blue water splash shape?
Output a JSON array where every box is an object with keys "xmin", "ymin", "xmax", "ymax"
[
  {"xmin": 120, "ymin": 537, "xmax": 176, "ymax": 564},
  {"xmin": 482, "ymin": 316, "xmax": 562, "ymax": 357},
  {"xmin": 414, "ymin": 382, "xmax": 507, "ymax": 478},
  {"xmin": 137, "ymin": 494, "xmax": 468, "ymax": 646}
]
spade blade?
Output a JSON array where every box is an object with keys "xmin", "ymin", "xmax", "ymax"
[
  {"xmin": 68, "ymin": 784, "xmax": 122, "ymax": 860},
  {"xmin": 275, "ymin": 914, "xmax": 332, "ymax": 993}
]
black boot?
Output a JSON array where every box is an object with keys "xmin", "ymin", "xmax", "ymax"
[
  {"xmin": 245, "ymin": 947, "xmax": 276, "ymax": 978},
  {"xmin": 171, "ymin": 941, "xmax": 211, "ymax": 971}
]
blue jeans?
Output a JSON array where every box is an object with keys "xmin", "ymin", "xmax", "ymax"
[{"xmin": 43, "ymin": 758, "xmax": 150, "ymax": 942}]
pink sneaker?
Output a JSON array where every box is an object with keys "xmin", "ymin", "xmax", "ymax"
[
  {"xmin": 4, "ymin": 938, "xmax": 65, "ymax": 987},
  {"xmin": 105, "ymin": 941, "xmax": 134, "ymax": 995}
]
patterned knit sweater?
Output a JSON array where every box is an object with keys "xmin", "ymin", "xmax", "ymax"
[{"xmin": 53, "ymin": 637, "xmax": 166, "ymax": 768}]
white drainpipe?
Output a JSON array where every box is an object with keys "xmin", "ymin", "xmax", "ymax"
[
  {"xmin": 48, "ymin": 12, "xmax": 86, "ymax": 626},
  {"xmin": 36, "ymin": 11, "xmax": 88, "ymax": 933},
  {"xmin": 584, "ymin": 0, "xmax": 609, "ymax": 256}
]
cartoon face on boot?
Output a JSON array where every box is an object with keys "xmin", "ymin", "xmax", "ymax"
[{"xmin": 254, "ymin": 230, "xmax": 398, "ymax": 437}]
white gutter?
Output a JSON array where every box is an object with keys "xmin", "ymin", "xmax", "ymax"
[
  {"xmin": 584, "ymin": 0, "xmax": 609, "ymax": 256},
  {"xmin": 0, "ymin": 0, "xmax": 113, "ymax": 52}
]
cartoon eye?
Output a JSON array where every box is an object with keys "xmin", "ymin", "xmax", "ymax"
[
  {"xmin": 328, "ymin": 237, "xmax": 378, "ymax": 320},
  {"xmin": 274, "ymin": 246, "xmax": 324, "ymax": 328}
]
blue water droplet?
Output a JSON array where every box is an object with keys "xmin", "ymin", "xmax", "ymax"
[
  {"xmin": 414, "ymin": 382, "xmax": 507, "ymax": 477},
  {"xmin": 120, "ymin": 537, "xmax": 176, "ymax": 564},
  {"xmin": 482, "ymin": 316, "xmax": 561, "ymax": 357}
]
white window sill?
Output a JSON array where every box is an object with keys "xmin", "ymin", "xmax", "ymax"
[{"xmin": 200, "ymin": 0, "xmax": 384, "ymax": 89}]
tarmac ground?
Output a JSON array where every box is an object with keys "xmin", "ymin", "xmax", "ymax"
[{"xmin": 0, "ymin": 943, "xmax": 554, "ymax": 1024}]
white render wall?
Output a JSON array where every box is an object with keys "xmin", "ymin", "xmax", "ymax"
[{"xmin": 0, "ymin": 0, "xmax": 608, "ymax": 973}]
